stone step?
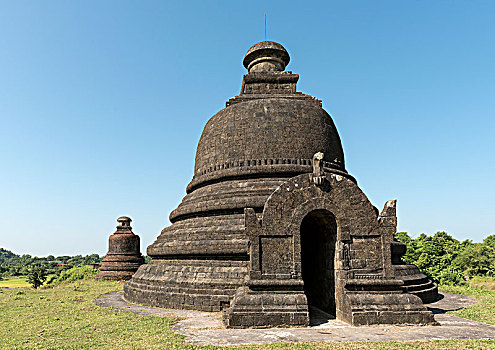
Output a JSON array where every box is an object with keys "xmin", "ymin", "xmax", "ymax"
[
  {"xmin": 408, "ymin": 285, "xmax": 439, "ymax": 304},
  {"xmin": 403, "ymin": 281, "xmax": 435, "ymax": 293},
  {"xmin": 400, "ymin": 275, "xmax": 431, "ymax": 286}
]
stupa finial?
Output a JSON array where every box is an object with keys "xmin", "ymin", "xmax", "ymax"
[
  {"xmin": 116, "ymin": 216, "xmax": 132, "ymax": 233},
  {"xmin": 243, "ymin": 41, "xmax": 290, "ymax": 73}
]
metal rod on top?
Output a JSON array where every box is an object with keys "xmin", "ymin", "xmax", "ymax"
[{"xmin": 265, "ymin": 13, "xmax": 266, "ymax": 41}]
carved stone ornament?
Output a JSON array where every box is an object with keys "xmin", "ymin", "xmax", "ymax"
[{"xmin": 311, "ymin": 151, "xmax": 326, "ymax": 185}]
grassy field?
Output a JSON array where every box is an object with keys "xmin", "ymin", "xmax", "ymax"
[
  {"xmin": 0, "ymin": 279, "xmax": 494, "ymax": 349},
  {"xmin": 439, "ymin": 283, "xmax": 495, "ymax": 325},
  {"xmin": 0, "ymin": 277, "xmax": 30, "ymax": 288},
  {"xmin": 467, "ymin": 276, "xmax": 495, "ymax": 291}
]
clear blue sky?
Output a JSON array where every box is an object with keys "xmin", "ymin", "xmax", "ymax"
[{"xmin": 1, "ymin": 1, "xmax": 493, "ymax": 256}]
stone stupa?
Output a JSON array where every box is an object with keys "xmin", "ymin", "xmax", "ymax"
[
  {"xmin": 96, "ymin": 216, "xmax": 144, "ymax": 281},
  {"xmin": 124, "ymin": 41, "xmax": 438, "ymax": 327}
]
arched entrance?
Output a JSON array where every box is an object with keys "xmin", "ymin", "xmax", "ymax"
[{"xmin": 300, "ymin": 209, "xmax": 337, "ymax": 317}]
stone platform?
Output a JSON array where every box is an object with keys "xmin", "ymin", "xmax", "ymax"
[{"xmin": 94, "ymin": 292, "xmax": 495, "ymax": 346}]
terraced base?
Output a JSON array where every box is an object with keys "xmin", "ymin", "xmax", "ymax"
[
  {"xmin": 394, "ymin": 264, "xmax": 439, "ymax": 303},
  {"xmin": 123, "ymin": 258, "xmax": 248, "ymax": 312}
]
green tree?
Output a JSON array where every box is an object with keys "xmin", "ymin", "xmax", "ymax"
[
  {"xmin": 82, "ymin": 254, "xmax": 101, "ymax": 265},
  {"xmin": 484, "ymin": 234, "xmax": 495, "ymax": 249},
  {"xmin": 395, "ymin": 232, "xmax": 417, "ymax": 264},
  {"xmin": 27, "ymin": 265, "xmax": 47, "ymax": 289},
  {"xmin": 67, "ymin": 255, "xmax": 83, "ymax": 266},
  {"xmin": 453, "ymin": 243, "xmax": 495, "ymax": 277},
  {"xmin": 395, "ymin": 231, "xmax": 465, "ymax": 285}
]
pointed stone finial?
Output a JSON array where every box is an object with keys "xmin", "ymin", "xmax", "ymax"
[
  {"xmin": 378, "ymin": 200, "xmax": 398, "ymax": 228},
  {"xmin": 380, "ymin": 200, "xmax": 397, "ymax": 217}
]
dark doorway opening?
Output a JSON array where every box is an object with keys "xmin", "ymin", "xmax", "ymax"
[{"xmin": 300, "ymin": 209, "xmax": 337, "ymax": 320}]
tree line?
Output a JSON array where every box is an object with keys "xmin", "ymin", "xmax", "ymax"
[
  {"xmin": 395, "ymin": 231, "xmax": 495, "ymax": 285},
  {"xmin": 0, "ymin": 248, "xmax": 102, "ymax": 280},
  {"xmin": 3, "ymin": 230, "xmax": 494, "ymax": 288}
]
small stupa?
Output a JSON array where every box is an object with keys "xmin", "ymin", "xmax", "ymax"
[{"xmin": 95, "ymin": 216, "xmax": 144, "ymax": 281}]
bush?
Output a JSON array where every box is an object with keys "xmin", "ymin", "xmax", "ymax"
[
  {"xmin": 27, "ymin": 265, "xmax": 47, "ymax": 289},
  {"xmin": 47, "ymin": 266, "xmax": 98, "ymax": 286},
  {"xmin": 45, "ymin": 275, "xmax": 58, "ymax": 285},
  {"xmin": 437, "ymin": 266, "xmax": 467, "ymax": 286},
  {"xmin": 453, "ymin": 243, "xmax": 495, "ymax": 277}
]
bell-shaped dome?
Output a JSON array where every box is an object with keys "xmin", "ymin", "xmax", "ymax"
[{"xmin": 187, "ymin": 41, "xmax": 348, "ymax": 194}]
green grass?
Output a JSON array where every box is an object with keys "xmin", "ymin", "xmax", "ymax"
[
  {"xmin": 0, "ymin": 277, "xmax": 30, "ymax": 288},
  {"xmin": 0, "ymin": 279, "xmax": 494, "ymax": 349},
  {"xmin": 468, "ymin": 276, "xmax": 495, "ymax": 291},
  {"xmin": 439, "ymin": 283, "xmax": 495, "ymax": 325},
  {"xmin": 0, "ymin": 280, "xmax": 186, "ymax": 349}
]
